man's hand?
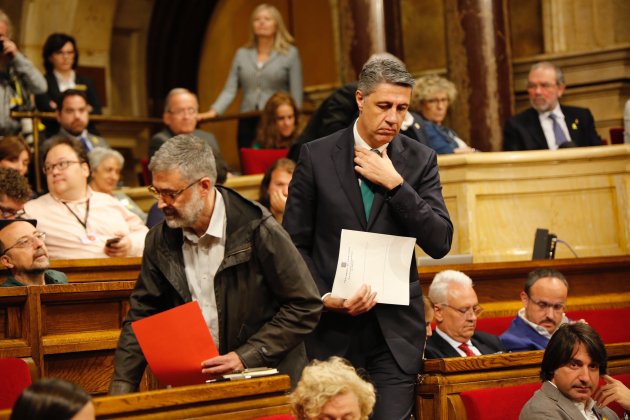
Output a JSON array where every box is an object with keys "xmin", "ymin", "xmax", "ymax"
[
  {"xmin": 201, "ymin": 352, "xmax": 245, "ymax": 377},
  {"xmin": 0, "ymin": 37, "xmax": 18, "ymax": 58},
  {"xmin": 323, "ymin": 284, "xmax": 377, "ymax": 316},
  {"xmin": 269, "ymin": 190, "xmax": 287, "ymax": 215},
  {"xmin": 103, "ymin": 234, "xmax": 132, "ymax": 257},
  {"xmin": 594, "ymin": 375, "xmax": 630, "ymax": 410},
  {"xmin": 354, "ymin": 147, "xmax": 403, "ymax": 190}
]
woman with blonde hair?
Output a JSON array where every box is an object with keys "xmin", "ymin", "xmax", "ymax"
[{"xmin": 200, "ymin": 3, "xmax": 303, "ymax": 149}]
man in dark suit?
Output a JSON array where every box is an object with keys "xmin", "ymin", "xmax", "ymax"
[
  {"xmin": 425, "ymin": 270, "xmax": 504, "ymax": 359},
  {"xmin": 503, "ymin": 61, "xmax": 602, "ymax": 151},
  {"xmin": 283, "ymin": 57, "xmax": 453, "ymax": 419}
]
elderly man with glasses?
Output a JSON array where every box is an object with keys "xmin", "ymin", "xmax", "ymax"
[
  {"xmin": 425, "ymin": 270, "xmax": 504, "ymax": 359},
  {"xmin": 24, "ymin": 136, "xmax": 147, "ymax": 259},
  {"xmin": 500, "ymin": 268, "xmax": 571, "ymax": 352},
  {"xmin": 0, "ymin": 219, "xmax": 67, "ymax": 287}
]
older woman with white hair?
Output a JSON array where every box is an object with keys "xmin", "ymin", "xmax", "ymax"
[
  {"xmin": 405, "ymin": 75, "xmax": 476, "ymax": 154},
  {"xmin": 88, "ymin": 148, "xmax": 147, "ymax": 222}
]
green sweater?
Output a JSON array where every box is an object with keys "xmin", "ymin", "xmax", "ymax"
[{"xmin": 0, "ymin": 269, "xmax": 68, "ymax": 287}]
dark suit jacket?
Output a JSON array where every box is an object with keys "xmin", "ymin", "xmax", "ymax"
[
  {"xmin": 424, "ymin": 330, "xmax": 504, "ymax": 359},
  {"xmin": 283, "ymin": 126, "xmax": 453, "ymax": 375},
  {"xmin": 520, "ymin": 381, "xmax": 619, "ymax": 420},
  {"xmin": 503, "ymin": 105, "xmax": 602, "ymax": 151}
]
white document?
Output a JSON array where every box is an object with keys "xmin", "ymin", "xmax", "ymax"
[{"xmin": 332, "ymin": 229, "xmax": 416, "ymax": 306}]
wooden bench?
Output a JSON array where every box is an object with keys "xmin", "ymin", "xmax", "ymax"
[
  {"xmin": 419, "ymin": 255, "xmax": 630, "ymax": 317},
  {"xmin": 0, "ymin": 282, "xmax": 135, "ymax": 395},
  {"xmin": 416, "ymin": 342, "xmax": 630, "ymax": 420},
  {"xmin": 0, "ymin": 374, "xmax": 292, "ymax": 419}
]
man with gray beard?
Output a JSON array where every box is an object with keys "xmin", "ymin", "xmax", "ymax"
[{"xmin": 109, "ymin": 135, "xmax": 322, "ymax": 394}]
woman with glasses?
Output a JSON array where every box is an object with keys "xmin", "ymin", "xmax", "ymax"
[
  {"xmin": 35, "ymin": 33, "xmax": 102, "ymax": 137},
  {"xmin": 198, "ymin": 3, "xmax": 303, "ymax": 149},
  {"xmin": 403, "ymin": 75, "xmax": 475, "ymax": 154}
]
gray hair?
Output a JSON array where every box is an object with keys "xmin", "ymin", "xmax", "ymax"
[
  {"xmin": 0, "ymin": 10, "xmax": 13, "ymax": 38},
  {"xmin": 163, "ymin": 88, "xmax": 198, "ymax": 113},
  {"xmin": 88, "ymin": 148, "xmax": 124, "ymax": 172},
  {"xmin": 530, "ymin": 61, "xmax": 565, "ymax": 86},
  {"xmin": 412, "ymin": 74, "xmax": 458, "ymax": 109},
  {"xmin": 149, "ymin": 134, "xmax": 217, "ymax": 184},
  {"xmin": 428, "ymin": 270, "xmax": 473, "ymax": 305},
  {"xmin": 357, "ymin": 56, "xmax": 414, "ymax": 96}
]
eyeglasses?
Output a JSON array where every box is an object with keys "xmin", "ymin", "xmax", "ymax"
[
  {"xmin": 440, "ymin": 304, "xmax": 484, "ymax": 318},
  {"xmin": 526, "ymin": 82, "xmax": 557, "ymax": 91},
  {"xmin": 424, "ymin": 97, "xmax": 449, "ymax": 106},
  {"xmin": 148, "ymin": 178, "xmax": 202, "ymax": 201},
  {"xmin": 527, "ymin": 296, "xmax": 566, "ymax": 312},
  {"xmin": 43, "ymin": 160, "xmax": 81, "ymax": 174},
  {"xmin": 0, "ymin": 207, "xmax": 25, "ymax": 219},
  {"xmin": 3, "ymin": 231, "xmax": 46, "ymax": 255},
  {"xmin": 168, "ymin": 107, "xmax": 198, "ymax": 117}
]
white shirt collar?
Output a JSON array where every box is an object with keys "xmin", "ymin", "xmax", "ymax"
[
  {"xmin": 547, "ymin": 381, "xmax": 598, "ymax": 420},
  {"xmin": 435, "ymin": 326, "xmax": 473, "ymax": 347},
  {"xmin": 517, "ymin": 307, "xmax": 569, "ymax": 339}
]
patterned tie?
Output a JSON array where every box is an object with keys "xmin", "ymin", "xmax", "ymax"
[
  {"xmin": 549, "ymin": 114, "xmax": 568, "ymax": 146},
  {"xmin": 79, "ymin": 136, "xmax": 92, "ymax": 152},
  {"xmin": 360, "ymin": 149, "xmax": 381, "ymax": 219},
  {"xmin": 459, "ymin": 343, "xmax": 476, "ymax": 357}
]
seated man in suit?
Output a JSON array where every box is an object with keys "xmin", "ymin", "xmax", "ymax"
[
  {"xmin": 0, "ymin": 219, "xmax": 67, "ymax": 287},
  {"xmin": 520, "ymin": 323, "xmax": 630, "ymax": 420},
  {"xmin": 500, "ymin": 268, "xmax": 569, "ymax": 352},
  {"xmin": 425, "ymin": 270, "xmax": 504, "ymax": 358},
  {"xmin": 503, "ymin": 61, "xmax": 602, "ymax": 151},
  {"xmin": 0, "ymin": 167, "xmax": 31, "ymax": 219},
  {"xmin": 54, "ymin": 89, "xmax": 108, "ymax": 152}
]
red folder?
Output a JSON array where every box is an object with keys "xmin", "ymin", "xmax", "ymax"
[{"xmin": 132, "ymin": 301, "xmax": 219, "ymax": 387}]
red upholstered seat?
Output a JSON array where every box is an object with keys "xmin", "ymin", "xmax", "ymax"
[
  {"xmin": 475, "ymin": 316, "xmax": 513, "ymax": 336},
  {"xmin": 606, "ymin": 373, "xmax": 630, "ymax": 417},
  {"xmin": 240, "ymin": 148, "xmax": 289, "ymax": 175},
  {"xmin": 566, "ymin": 308, "xmax": 630, "ymax": 344},
  {"xmin": 460, "ymin": 382, "xmax": 540, "ymax": 420},
  {"xmin": 0, "ymin": 358, "xmax": 32, "ymax": 409},
  {"xmin": 609, "ymin": 127, "xmax": 624, "ymax": 144}
]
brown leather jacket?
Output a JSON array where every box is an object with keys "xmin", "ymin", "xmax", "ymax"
[{"xmin": 109, "ymin": 186, "xmax": 322, "ymax": 394}]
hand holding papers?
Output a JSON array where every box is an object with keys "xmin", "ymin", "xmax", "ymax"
[
  {"xmin": 332, "ymin": 229, "xmax": 416, "ymax": 306},
  {"xmin": 132, "ymin": 301, "xmax": 218, "ymax": 387}
]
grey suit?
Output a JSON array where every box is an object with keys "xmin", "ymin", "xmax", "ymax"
[
  {"xmin": 211, "ymin": 46, "xmax": 303, "ymax": 114},
  {"xmin": 520, "ymin": 381, "xmax": 619, "ymax": 420}
]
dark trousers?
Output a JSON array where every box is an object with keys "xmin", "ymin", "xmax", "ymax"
[{"xmin": 341, "ymin": 313, "xmax": 416, "ymax": 420}]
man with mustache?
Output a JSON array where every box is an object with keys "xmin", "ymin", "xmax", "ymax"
[
  {"xmin": 425, "ymin": 270, "xmax": 504, "ymax": 359},
  {"xmin": 501, "ymin": 268, "xmax": 570, "ymax": 352},
  {"xmin": 503, "ymin": 61, "xmax": 601, "ymax": 151},
  {"xmin": 0, "ymin": 219, "xmax": 67, "ymax": 287},
  {"xmin": 520, "ymin": 323, "xmax": 630, "ymax": 419}
]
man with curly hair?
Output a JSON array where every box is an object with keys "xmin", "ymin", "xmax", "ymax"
[
  {"xmin": 0, "ymin": 167, "xmax": 31, "ymax": 219},
  {"xmin": 290, "ymin": 357, "xmax": 376, "ymax": 420}
]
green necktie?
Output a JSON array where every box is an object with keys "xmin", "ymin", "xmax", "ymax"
[{"xmin": 360, "ymin": 149, "xmax": 381, "ymax": 219}]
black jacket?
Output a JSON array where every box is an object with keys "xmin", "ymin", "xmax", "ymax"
[{"xmin": 425, "ymin": 330, "xmax": 505, "ymax": 359}]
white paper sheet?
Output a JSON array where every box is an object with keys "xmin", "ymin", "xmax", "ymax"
[{"xmin": 332, "ymin": 229, "xmax": 416, "ymax": 306}]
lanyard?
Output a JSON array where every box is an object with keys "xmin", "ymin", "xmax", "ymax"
[{"xmin": 62, "ymin": 198, "xmax": 90, "ymax": 232}]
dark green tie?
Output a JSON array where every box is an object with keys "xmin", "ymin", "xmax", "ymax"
[{"xmin": 360, "ymin": 149, "xmax": 381, "ymax": 219}]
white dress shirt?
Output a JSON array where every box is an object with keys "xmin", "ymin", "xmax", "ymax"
[
  {"xmin": 435, "ymin": 327, "xmax": 482, "ymax": 356},
  {"xmin": 182, "ymin": 190, "xmax": 226, "ymax": 348},
  {"xmin": 538, "ymin": 104, "xmax": 571, "ymax": 150}
]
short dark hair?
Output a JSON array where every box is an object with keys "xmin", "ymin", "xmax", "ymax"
[
  {"xmin": 42, "ymin": 33, "xmax": 79, "ymax": 74},
  {"xmin": 56, "ymin": 89, "xmax": 88, "ymax": 112},
  {"xmin": 0, "ymin": 167, "xmax": 32, "ymax": 202},
  {"xmin": 357, "ymin": 56, "xmax": 414, "ymax": 96},
  {"xmin": 42, "ymin": 136, "xmax": 89, "ymax": 171},
  {"xmin": 524, "ymin": 268, "xmax": 568, "ymax": 296},
  {"xmin": 540, "ymin": 323, "xmax": 607, "ymax": 382},
  {"xmin": 10, "ymin": 378, "xmax": 91, "ymax": 420}
]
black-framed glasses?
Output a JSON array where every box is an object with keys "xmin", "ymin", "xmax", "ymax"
[
  {"xmin": 527, "ymin": 295, "xmax": 566, "ymax": 312},
  {"xmin": 147, "ymin": 178, "xmax": 202, "ymax": 201},
  {"xmin": 0, "ymin": 207, "xmax": 25, "ymax": 219},
  {"xmin": 440, "ymin": 304, "xmax": 484, "ymax": 318},
  {"xmin": 3, "ymin": 231, "xmax": 46, "ymax": 255},
  {"xmin": 43, "ymin": 160, "xmax": 81, "ymax": 174}
]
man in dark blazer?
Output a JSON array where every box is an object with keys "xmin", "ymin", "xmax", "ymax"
[
  {"xmin": 503, "ymin": 61, "xmax": 602, "ymax": 151},
  {"xmin": 283, "ymin": 57, "xmax": 453, "ymax": 419},
  {"xmin": 425, "ymin": 270, "xmax": 504, "ymax": 359}
]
